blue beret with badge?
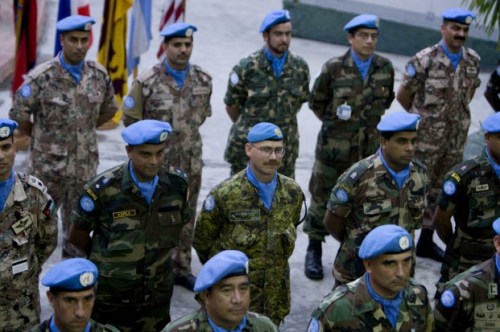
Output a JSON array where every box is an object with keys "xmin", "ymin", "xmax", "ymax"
[
  {"xmin": 0, "ymin": 118, "xmax": 18, "ymax": 140},
  {"xmin": 359, "ymin": 224, "xmax": 414, "ymax": 260},
  {"xmin": 492, "ymin": 217, "xmax": 500, "ymax": 235},
  {"xmin": 442, "ymin": 8, "xmax": 476, "ymax": 25},
  {"xmin": 42, "ymin": 258, "xmax": 98, "ymax": 291},
  {"xmin": 344, "ymin": 14, "xmax": 379, "ymax": 32},
  {"xmin": 56, "ymin": 15, "xmax": 95, "ymax": 32},
  {"xmin": 259, "ymin": 10, "xmax": 291, "ymax": 33},
  {"xmin": 160, "ymin": 22, "xmax": 197, "ymax": 38},
  {"xmin": 121, "ymin": 120, "xmax": 172, "ymax": 145},
  {"xmin": 377, "ymin": 112, "xmax": 421, "ymax": 132},
  {"xmin": 482, "ymin": 112, "xmax": 500, "ymax": 133},
  {"xmin": 247, "ymin": 122, "xmax": 284, "ymax": 143},
  {"xmin": 194, "ymin": 250, "xmax": 249, "ymax": 292}
]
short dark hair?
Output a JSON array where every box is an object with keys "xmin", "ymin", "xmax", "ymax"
[
  {"xmin": 380, "ymin": 131, "xmax": 396, "ymax": 140},
  {"xmin": 163, "ymin": 35, "xmax": 193, "ymax": 44}
]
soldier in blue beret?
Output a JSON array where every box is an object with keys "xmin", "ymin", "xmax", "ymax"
[
  {"xmin": 67, "ymin": 119, "xmax": 191, "ymax": 331},
  {"xmin": 163, "ymin": 250, "xmax": 277, "ymax": 331},
  {"xmin": 307, "ymin": 225, "xmax": 433, "ymax": 331}
]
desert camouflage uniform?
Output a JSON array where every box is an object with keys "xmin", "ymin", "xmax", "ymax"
[
  {"xmin": 193, "ymin": 170, "xmax": 305, "ymax": 325},
  {"xmin": 162, "ymin": 309, "xmax": 278, "ymax": 332},
  {"xmin": 31, "ymin": 318, "xmax": 119, "ymax": 332},
  {"xmin": 308, "ymin": 274, "xmax": 433, "ymax": 331},
  {"xmin": 10, "ymin": 55, "xmax": 118, "ymax": 238},
  {"xmin": 327, "ymin": 152, "xmax": 428, "ymax": 284},
  {"xmin": 223, "ymin": 47, "xmax": 310, "ymax": 178},
  {"xmin": 305, "ymin": 49, "xmax": 395, "ymax": 240},
  {"xmin": 0, "ymin": 173, "xmax": 57, "ymax": 331},
  {"xmin": 400, "ymin": 43, "xmax": 481, "ymax": 227},
  {"xmin": 434, "ymin": 257, "xmax": 500, "ymax": 331},
  {"xmin": 70, "ymin": 162, "xmax": 190, "ymax": 332},
  {"xmin": 123, "ymin": 62, "xmax": 212, "ymax": 276},
  {"xmin": 437, "ymin": 150, "xmax": 500, "ymax": 283}
]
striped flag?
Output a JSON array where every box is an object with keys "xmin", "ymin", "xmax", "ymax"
[
  {"xmin": 127, "ymin": 0, "xmax": 152, "ymax": 76},
  {"xmin": 12, "ymin": 0, "xmax": 38, "ymax": 96},
  {"xmin": 156, "ymin": 0, "xmax": 185, "ymax": 59},
  {"xmin": 54, "ymin": 0, "xmax": 94, "ymax": 56}
]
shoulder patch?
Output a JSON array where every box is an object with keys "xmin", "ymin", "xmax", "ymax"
[
  {"xmin": 440, "ymin": 289, "xmax": 456, "ymax": 308},
  {"xmin": 203, "ymin": 194, "xmax": 216, "ymax": 211},
  {"xmin": 335, "ymin": 188, "xmax": 349, "ymax": 202},
  {"xmin": 26, "ymin": 175, "xmax": 48, "ymax": 194},
  {"xmin": 20, "ymin": 85, "xmax": 32, "ymax": 98},
  {"xmin": 230, "ymin": 71, "xmax": 239, "ymax": 85},
  {"xmin": 307, "ymin": 317, "xmax": 320, "ymax": 332},
  {"xmin": 79, "ymin": 196, "xmax": 95, "ymax": 212},
  {"xmin": 405, "ymin": 63, "xmax": 416, "ymax": 77},
  {"xmin": 443, "ymin": 180, "xmax": 457, "ymax": 195},
  {"xmin": 123, "ymin": 96, "xmax": 135, "ymax": 109}
]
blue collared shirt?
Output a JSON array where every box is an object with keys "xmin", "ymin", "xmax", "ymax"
[
  {"xmin": 208, "ymin": 315, "xmax": 248, "ymax": 332},
  {"xmin": 129, "ymin": 162, "xmax": 159, "ymax": 204},
  {"xmin": 0, "ymin": 170, "xmax": 15, "ymax": 212},
  {"xmin": 486, "ymin": 148, "xmax": 500, "ymax": 180},
  {"xmin": 265, "ymin": 47, "xmax": 288, "ymax": 78},
  {"xmin": 246, "ymin": 165, "xmax": 277, "ymax": 211},
  {"xmin": 351, "ymin": 49, "xmax": 373, "ymax": 80},
  {"xmin": 440, "ymin": 40, "xmax": 462, "ymax": 71},
  {"xmin": 49, "ymin": 315, "xmax": 91, "ymax": 332},
  {"xmin": 379, "ymin": 149, "xmax": 410, "ymax": 189},
  {"xmin": 366, "ymin": 274, "xmax": 403, "ymax": 328},
  {"xmin": 59, "ymin": 53, "xmax": 84, "ymax": 84},
  {"xmin": 164, "ymin": 59, "xmax": 190, "ymax": 89}
]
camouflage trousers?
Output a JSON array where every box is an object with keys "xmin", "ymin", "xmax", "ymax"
[{"xmin": 0, "ymin": 281, "xmax": 40, "ymax": 331}]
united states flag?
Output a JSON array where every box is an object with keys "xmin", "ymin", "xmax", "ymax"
[{"xmin": 156, "ymin": 0, "xmax": 185, "ymax": 59}]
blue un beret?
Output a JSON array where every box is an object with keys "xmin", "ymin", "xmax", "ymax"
[
  {"xmin": 442, "ymin": 8, "xmax": 476, "ymax": 25},
  {"xmin": 42, "ymin": 258, "xmax": 98, "ymax": 291},
  {"xmin": 0, "ymin": 118, "xmax": 18, "ymax": 139},
  {"xmin": 121, "ymin": 120, "xmax": 172, "ymax": 145},
  {"xmin": 160, "ymin": 22, "xmax": 197, "ymax": 38},
  {"xmin": 247, "ymin": 122, "xmax": 284, "ymax": 143},
  {"xmin": 344, "ymin": 14, "xmax": 379, "ymax": 32},
  {"xmin": 194, "ymin": 250, "xmax": 249, "ymax": 292},
  {"xmin": 482, "ymin": 112, "xmax": 500, "ymax": 133},
  {"xmin": 377, "ymin": 112, "xmax": 421, "ymax": 132},
  {"xmin": 259, "ymin": 10, "xmax": 291, "ymax": 33},
  {"xmin": 359, "ymin": 225, "xmax": 414, "ymax": 260},
  {"xmin": 56, "ymin": 15, "xmax": 95, "ymax": 32}
]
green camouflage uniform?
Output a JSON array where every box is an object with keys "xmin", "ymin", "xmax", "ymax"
[
  {"xmin": 31, "ymin": 318, "xmax": 119, "ymax": 332},
  {"xmin": 193, "ymin": 170, "xmax": 305, "ymax": 325},
  {"xmin": 162, "ymin": 309, "xmax": 278, "ymax": 332},
  {"xmin": 305, "ymin": 49, "xmax": 395, "ymax": 240},
  {"xmin": 437, "ymin": 150, "xmax": 500, "ymax": 282},
  {"xmin": 400, "ymin": 43, "xmax": 481, "ymax": 228},
  {"xmin": 70, "ymin": 162, "xmax": 191, "ymax": 332},
  {"xmin": 308, "ymin": 275, "xmax": 433, "ymax": 331},
  {"xmin": 122, "ymin": 62, "xmax": 212, "ymax": 276},
  {"xmin": 434, "ymin": 257, "xmax": 500, "ymax": 331},
  {"xmin": 0, "ymin": 173, "xmax": 57, "ymax": 331},
  {"xmin": 223, "ymin": 47, "xmax": 310, "ymax": 178},
  {"xmin": 10, "ymin": 56, "xmax": 118, "ymax": 237},
  {"xmin": 327, "ymin": 152, "xmax": 428, "ymax": 284}
]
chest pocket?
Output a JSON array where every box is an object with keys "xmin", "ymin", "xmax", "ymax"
[
  {"xmin": 407, "ymin": 195, "xmax": 426, "ymax": 226},
  {"xmin": 227, "ymin": 210, "xmax": 261, "ymax": 247},
  {"xmin": 424, "ymin": 76, "xmax": 449, "ymax": 106},
  {"xmin": 159, "ymin": 208, "xmax": 183, "ymax": 248},
  {"xmin": 190, "ymin": 86, "xmax": 210, "ymax": 108},
  {"xmin": 362, "ymin": 199, "xmax": 392, "ymax": 224}
]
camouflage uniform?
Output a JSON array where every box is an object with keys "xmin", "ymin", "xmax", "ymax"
[
  {"xmin": 162, "ymin": 309, "xmax": 278, "ymax": 332},
  {"xmin": 70, "ymin": 162, "xmax": 191, "ymax": 332},
  {"xmin": 193, "ymin": 170, "xmax": 305, "ymax": 325},
  {"xmin": 305, "ymin": 49, "xmax": 395, "ymax": 240},
  {"xmin": 0, "ymin": 173, "xmax": 57, "ymax": 331},
  {"xmin": 223, "ymin": 47, "xmax": 310, "ymax": 178},
  {"xmin": 122, "ymin": 62, "xmax": 212, "ymax": 276},
  {"xmin": 308, "ymin": 274, "xmax": 433, "ymax": 331},
  {"xmin": 437, "ymin": 150, "xmax": 500, "ymax": 282},
  {"xmin": 400, "ymin": 43, "xmax": 481, "ymax": 227},
  {"xmin": 434, "ymin": 257, "xmax": 500, "ymax": 331},
  {"xmin": 328, "ymin": 152, "xmax": 428, "ymax": 284},
  {"xmin": 485, "ymin": 60, "xmax": 500, "ymax": 111},
  {"xmin": 31, "ymin": 318, "xmax": 118, "ymax": 332},
  {"xmin": 10, "ymin": 56, "xmax": 118, "ymax": 237}
]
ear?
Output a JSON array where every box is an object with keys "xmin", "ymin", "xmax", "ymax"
[
  {"xmin": 262, "ymin": 32, "xmax": 269, "ymax": 42},
  {"xmin": 363, "ymin": 259, "xmax": 371, "ymax": 273},
  {"xmin": 161, "ymin": 42, "xmax": 168, "ymax": 53},
  {"xmin": 47, "ymin": 291, "xmax": 56, "ymax": 308},
  {"xmin": 493, "ymin": 235, "xmax": 500, "ymax": 253},
  {"xmin": 244, "ymin": 143, "xmax": 252, "ymax": 158}
]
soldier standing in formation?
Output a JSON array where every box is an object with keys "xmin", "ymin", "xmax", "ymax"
[
  {"xmin": 194, "ymin": 122, "xmax": 305, "ymax": 326},
  {"xmin": 223, "ymin": 9, "xmax": 310, "ymax": 178},
  {"xmin": 67, "ymin": 120, "xmax": 191, "ymax": 331},
  {"xmin": 323, "ymin": 112, "xmax": 428, "ymax": 286},
  {"xmin": 485, "ymin": 59, "xmax": 500, "ymax": 112},
  {"xmin": 163, "ymin": 250, "xmax": 277, "ymax": 331},
  {"xmin": 307, "ymin": 224, "xmax": 433, "ymax": 331},
  {"xmin": 9, "ymin": 15, "xmax": 118, "ymax": 254},
  {"xmin": 304, "ymin": 13, "xmax": 395, "ymax": 280},
  {"xmin": 0, "ymin": 119, "xmax": 58, "ymax": 330},
  {"xmin": 123, "ymin": 22, "xmax": 212, "ymax": 291},
  {"xmin": 397, "ymin": 8, "xmax": 481, "ymax": 261}
]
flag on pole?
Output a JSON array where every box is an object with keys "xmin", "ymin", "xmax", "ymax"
[
  {"xmin": 156, "ymin": 0, "xmax": 185, "ymax": 59},
  {"xmin": 54, "ymin": 0, "xmax": 94, "ymax": 57},
  {"xmin": 127, "ymin": 0, "xmax": 152, "ymax": 76},
  {"xmin": 12, "ymin": 0, "xmax": 38, "ymax": 96},
  {"xmin": 97, "ymin": 0, "xmax": 133, "ymax": 129}
]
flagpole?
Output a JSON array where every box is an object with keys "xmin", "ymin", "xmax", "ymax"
[{"xmin": 182, "ymin": 0, "xmax": 186, "ymax": 21}]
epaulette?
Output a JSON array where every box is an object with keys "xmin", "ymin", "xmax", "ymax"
[
  {"xmin": 192, "ymin": 64, "xmax": 212, "ymax": 80},
  {"xmin": 19, "ymin": 173, "xmax": 54, "ymax": 204},
  {"xmin": 465, "ymin": 47, "xmax": 481, "ymax": 61},
  {"xmin": 165, "ymin": 165, "xmax": 189, "ymax": 183},
  {"xmin": 86, "ymin": 60, "xmax": 109, "ymax": 75},
  {"xmin": 137, "ymin": 67, "xmax": 156, "ymax": 83},
  {"xmin": 87, "ymin": 164, "xmax": 122, "ymax": 196},
  {"xmin": 27, "ymin": 61, "xmax": 53, "ymax": 80},
  {"xmin": 415, "ymin": 45, "xmax": 436, "ymax": 59},
  {"xmin": 411, "ymin": 158, "xmax": 427, "ymax": 171},
  {"xmin": 342, "ymin": 159, "xmax": 373, "ymax": 187},
  {"xmin": 451, "ymin": 158, "xmax": 480, "ymax": 178}
]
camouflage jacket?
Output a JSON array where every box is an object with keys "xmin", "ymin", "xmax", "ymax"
[
  {"xmin": 70, "ymin": 162, "xmax": 190, "ymax": 308},
  {"xmin": 437, "ymin": 150, "xmax": 500, "ymax": 281},
  {"xmin": 309, "ymin": 49, "xmax": 395, "ymax": 165},
  {"xmin": 434, "ymin": 257, "xmax": 500, "ymax": 331},
  {"xmin": 0, "ymin": 173, "xmax": 57, "ymax": 331},
  {"xmin": 10, "ymin": 56, "xmax": 118, "ymax": 181},
  {"xmin": 400, "ymin": 43, "xmax": 480, "ymax": 143},
  {"xmin": 162, "ymin": 309, "xmax": 278, "ymax": 332},
  {"xmin": 122, "ymin": 62, "xmax": 212, "ymax": 174},
  {"xmin": 308, "ymin": 275, "xmax": 433, "ymax": 332},
  {"xmin": 223, "ymin": 47, "xmax": 310, "ymax": 175},
  {"xmin": 193, "ymin": 170, "xmax": 305, "ymax": 324},
  {"xmin": 31, "ymin": 318, "xmax": 119, "ymax": 332},
  {"xmin": 327, "ymin": 152, "xmax": 429, "ymax": 283}
]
